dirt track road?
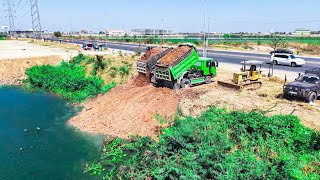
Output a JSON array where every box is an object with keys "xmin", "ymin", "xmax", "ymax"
[{"xmin": 0, "ymin": 40, "xmax": 115, "ymax": 61}]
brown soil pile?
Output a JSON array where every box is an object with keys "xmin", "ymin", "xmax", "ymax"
[
  {"xmin": 140, "ymin": 47, "xmax": 166, "ymax": 62},
  {"xmin": 0, "ymin": 56, "xmax": 61, "ymax": 85},
  {"xmin": 69, "ymin": 76, "xmax": 180, "ymax": 139},
  {"xmin": 158, "ymin": 46, "xmax": 191, "ymax": 66}
]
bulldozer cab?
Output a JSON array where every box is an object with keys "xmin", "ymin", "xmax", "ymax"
[
  {"xmin": 240, "ymin": 60, "xmax": 264, "ymax": 81},
  {"xmin": 219, "ymin": 60, "xmax": 264, "ymax": 90},
  {"xmin": 233, "ymin": 60, "xmax": 264, "ymax": 84}
]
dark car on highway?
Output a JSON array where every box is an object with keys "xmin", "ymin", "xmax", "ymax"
[
  {"xmin": 283, "ymin": 68, "xmax": 320, "ymax": 103},
  {"xmin": 270, "ymin": 49, "xmax": 293, "ymax": 55}
]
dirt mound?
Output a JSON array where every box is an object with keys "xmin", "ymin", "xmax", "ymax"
[
  {"xmin": 158, "ymin": 46, "xmax": 191, "ymax": 66},
  {"xmin": 69, "ymin": 76, "xmax": 180, "ymax": 139},
  {"xmin": 131, "ymin": 74, "xmax": 150, "ymax": 87},
  {"xmin": 140, "ymin": 47, "xmax": 167, "ymax": 62}
]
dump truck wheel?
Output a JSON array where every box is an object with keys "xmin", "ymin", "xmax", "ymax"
[
  {"xmin": 151, "ymin": 74, "xmax": 156, "ymax": 84},
  {"xmin": 205, "ymin": 76, "xmax": 212, "ymax": 84},
  {"xmin": 173, "ymin": 82, "xmax": 180, "ymax": 90},
  {"xmin": 181, "ymin": 79, "xmax": 191, "ymax": 88},
  {"xmin": 307, "ymin": 92, "xmax": 317, "ymax": 104}
]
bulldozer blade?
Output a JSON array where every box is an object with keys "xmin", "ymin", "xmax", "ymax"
[
  {"xmin": 218, "ymin": 81, "xmax": 262, "ymax": 91},
  {"xmin": 218, "ymin": 81, "xmax": 242, "ymax": 90}
]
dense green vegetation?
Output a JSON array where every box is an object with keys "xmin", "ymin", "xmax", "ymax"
[
  {"xmin": 85, "ymin": 108, "xmax": 320, "ymax": 179},
  {"xmin": 25, "ymin": 54, "xmax": 117, "ymax": 102},
  {"xmin": 0, "ymin": 34, "xmax": 7, "ymax": 40}
]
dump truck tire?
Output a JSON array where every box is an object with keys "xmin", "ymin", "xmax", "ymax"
[
  {"xmin": 307, "ymin": 92, "xmax": 317, "ymax": 104},
  {"xmin": 173, "ymin": 82, "xmax": 180, "ymax": 90},
  {"xmin": 181, "ymin": 79, "xmax": 191, "ymax": 88},
  {"xmin": 205, "ymin": 76, "xmax": 212, "ymax": 84}
]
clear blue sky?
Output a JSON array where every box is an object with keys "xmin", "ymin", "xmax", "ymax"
[{"xmin": 1, "ymin": 0, "xmax": 320, "ymax": 33}]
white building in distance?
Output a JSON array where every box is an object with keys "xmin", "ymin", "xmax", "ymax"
[
  {"xmin": 131, "ymin": 29, "xmax": 173, "ymax": 36},
  {"xmin": 106, "ymin": 29, "xmax": 126, "ymax": 36}
]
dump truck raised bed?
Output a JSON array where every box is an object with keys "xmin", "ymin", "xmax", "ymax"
[
  {"xmin": 153, "ymin": 44, "xmax": 218, "ymax": 89},
  {"xmin": 136, "ymin": 46, "xmax": 173, "ymax": 76}
]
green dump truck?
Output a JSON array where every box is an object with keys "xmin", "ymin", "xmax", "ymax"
[{"xmin": 152, "ymin": 44, "xmax": 218, "ymax": 89}]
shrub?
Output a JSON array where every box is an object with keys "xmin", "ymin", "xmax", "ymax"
[
  {"xmin": 85, "ymin": 108, "xmax": 320, "ymax": 179},
  {"xmin": 25, "ymin": 62, "xmax": 105, "ymax": 102},
  {"xmin": 134, "ymin": 48, "xmax": 142, "ymax": 56},
  {"xmin": 119, "ymin": 66, "xmax": 129, "ymax": 76}
]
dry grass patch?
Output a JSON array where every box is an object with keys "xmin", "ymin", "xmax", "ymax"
[{"xmin": 0, "ymin": 56, "xmax": 61, "ymax": 85}]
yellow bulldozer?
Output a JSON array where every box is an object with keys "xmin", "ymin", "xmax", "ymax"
[{"xmin": 218, "ymin": 60, "xmax": 264, "ymax": 90}]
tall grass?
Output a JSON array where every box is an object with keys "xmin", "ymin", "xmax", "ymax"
[{"xmin": 85, "ymin": 108, "xmax": 320, "ymax": 179}]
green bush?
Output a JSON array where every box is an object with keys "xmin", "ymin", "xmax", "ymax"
[
  {"xmin": 0, "ymin": 34, "xmax": 7, "ymax": 40},
  {"xmin": 85, "ymin": 108, "xmax": 320, "ymax": 179},
  {"xmin": 25, "ymin": 61, "xmax": 105, "ymax": 102},
  {"xmin": 119, "ymin": 66, "xmax": 129, "ymax": 76}
]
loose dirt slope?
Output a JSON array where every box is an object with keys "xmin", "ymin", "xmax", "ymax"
[{"xmin": 69, "ymin": 75, "xmax": 179, "ymax": 139}]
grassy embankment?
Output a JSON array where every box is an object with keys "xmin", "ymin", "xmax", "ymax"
[
  {"xmin": 84, "ymin": 108, "xmax": 320, "ymax": 179},
  {"xmin": 24, "ymin": 53, "xmax": 136, "ymax": 102}
]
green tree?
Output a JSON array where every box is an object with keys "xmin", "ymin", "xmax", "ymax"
[
  {"xmin": 223, "ymin": 33, "xmax": 230, "ymax": 39},
  {"xmin": 257, "ymin": 39, "xmax": 262, "ymax": 51},
  {"xmin": 269, "ymin": 36, "xmax": 288, "ymax": 76},
  {"xmin": 54, "ymin": 31, "xmax": 62, "ymax": 38},
  {"xmin": 133, "ymin": 35, "xmax": 137, "ymax": 42}
]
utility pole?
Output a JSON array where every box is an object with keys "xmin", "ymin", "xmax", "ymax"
[
  {"xmin": 30, "ymin": 0, "xmax": 42, "ymax": 37},
  {"xmin": 5, "ymin": 0, "xmax": 15, "ymax": 35},
  {"xmin": 202, "ymin": 0, "xmax": 207, "ymax": 58},
  {"xmin": 207, "ymin": 17, "xmax": 214, "ymax": 50}
]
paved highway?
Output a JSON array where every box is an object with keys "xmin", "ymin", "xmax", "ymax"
[{"xmin": 46, "ymin": 38, "xmax": 320, "ymax": 74}]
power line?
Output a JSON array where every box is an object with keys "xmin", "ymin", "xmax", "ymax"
[
  {"xmin": 15, "ymin": 0, "xmax": 23, "ymax": 10},
  {"xmin": 15, "ymin": 0, "xmax": 28, "ymax": 12},
  {"xmin": 17, "ymin": 6, "xmax": 29, "ymax": 17}
]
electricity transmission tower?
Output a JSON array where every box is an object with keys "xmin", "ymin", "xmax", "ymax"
[
  {"xmin": 5, "ymin": 0, "xmax": 16, "ymax": 34},
  {"xmin": 29, "ymin": 0, "xmax": 41, "ymax": 35}
]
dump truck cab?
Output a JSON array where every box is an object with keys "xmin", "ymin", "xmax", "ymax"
[{"xmin": 192, "ymin": 58, "xmax": 218, "ymax": 77}]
